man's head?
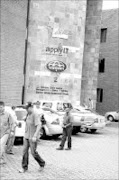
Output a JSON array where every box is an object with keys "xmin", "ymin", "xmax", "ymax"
[
  {"xmin": 26, "ymin": 102, "xmax": 34, "ymax": 114},
  {"xmin": 35, "ymin": 101, "xmax": 40, "ymax": 109},
  {"xmin": 0, "ymin": 101, "xmax": 5, "ymax": 114},
  {"xmin": 12, "ymin": 106, "xmax": 16, "ymax": 110},
  {"xmin": 65, "ymin": 107, "xmax": 71, "ymax": 115}
]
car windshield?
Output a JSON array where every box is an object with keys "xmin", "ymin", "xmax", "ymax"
[
  {"xmin": 15, "ymin": 110, "xmax": 27, "ymax": 120},
  {"xmin": 57, "ymin": 103, "xmax": 72, "ymax": 111}
]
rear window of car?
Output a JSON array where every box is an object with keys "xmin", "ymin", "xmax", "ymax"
[
  {"xmin": 42, "ymin": 102, "xmax": 52, "ymax": 108},
  {"xmin": 15, "ymin": 110, "xmax": 27, "ymax": 120}
]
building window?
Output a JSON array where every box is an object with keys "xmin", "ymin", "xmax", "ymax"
[
  {"xmin": 97, "ymin": 88, "xmax": 103, "ymax": 102},
  {"xmin": 99, "ymin": 58, "xmax": 105, "ymax": 73},
  {"xmin": 100, "ymin": 28, "xmax": 107, "ymax": 43}
]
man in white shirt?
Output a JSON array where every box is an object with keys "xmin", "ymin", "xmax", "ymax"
[{"xmin": 6, "ymin": 106, "xmax": 18, "ymax": 155}]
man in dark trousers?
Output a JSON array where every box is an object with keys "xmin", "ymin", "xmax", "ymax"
[
  {"xmin": 19, "ymin": 102, "xmax": 45, "ymax": 173},
  {"xmin": 56, "ymin": 107, "xmax": 73, "ymax": 150}
]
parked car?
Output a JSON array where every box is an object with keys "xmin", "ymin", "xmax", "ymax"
[
  {"xmin": 5, "ymin": 106, "xmax": 27, "ymax": 140},
  {"xmin": 39, "ymin": 107, "xmax": 63, "ymax": 138},
  {"xmin": 33, "ymin": 101, "xmax": 106, "ymax": 134},
  {"xmin": 105, "ymin": 110, "xmax": 119, "ymax": 121},
  {"xmin": 14, "ymin": 107, "xmax": 27, "ymax": 140},
  {"xmin": 67, "ymin": 106, "xmax": 106, "ymax": 134}
]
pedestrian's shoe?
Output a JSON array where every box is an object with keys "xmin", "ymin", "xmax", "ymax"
[
  {"xmin": 56, "ymin": 147, "xmax": 63, "ymax": 150},
  {"xmin": 65, "ymin": 148, "xmax": 71, "ymax": 150},
  {"xmin": 39, "ymin": 164, "xmax": 45, "ymax": 172},
  {"xmin": 19, "ymin": 168, "xmax": 28, "ymax": 173}
]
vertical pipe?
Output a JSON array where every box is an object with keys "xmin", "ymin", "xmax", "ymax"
[{"xmin": 22, "ymin": 0, "xmax": 30, "ymax": 104}]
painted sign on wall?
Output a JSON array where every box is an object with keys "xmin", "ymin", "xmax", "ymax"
[
  {"xmin": 46, "ymin": 61, "xmax": 66, "ymax": 73},
  {"xmin": 46, "ymin": 46, "xmax": 69, "ymax": 56}
]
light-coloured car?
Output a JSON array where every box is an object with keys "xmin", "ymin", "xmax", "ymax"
[
  {"xmin": 5, "ymin": 106, "xmax": 27, "ymax": 140},
  {"xmin": 34, "ymin": 101, "xmax": 106, "ymax": 134},
  {"xmin": 71, "ymin": 106, "xmax": 106, "ymax": 133},
  {"xmin": 14, "ymin": 108, "xmax": 27, "ymax": 139},
  {"xmin": 33, "ymin": 101, "xmax": 71, "ymax": 138},
  {"xmin": 39, "ymin": 107, "xmax": 63, "ymax": 138},
  {"xmin": 105, "ymin": 110, "xmax": 119, "ymax": 121}
]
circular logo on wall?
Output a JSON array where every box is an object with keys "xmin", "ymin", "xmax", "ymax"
[{"xmin": 46, "ymin": 60, "xmax": 66, "ymax": 73}]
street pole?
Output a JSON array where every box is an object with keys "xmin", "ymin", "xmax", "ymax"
[{"xmin": 22, "ymin": 0, "xmax": 30, "ymax": 104}]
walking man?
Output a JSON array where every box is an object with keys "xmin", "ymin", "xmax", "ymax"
[
  {"xmin": 6, "ymin": 106, "xmax": 18, "ymax": 155},
  {"xmin": 56, "ymin": 107, "xmax": 73, "ymax": 150},
  {"xmin": 0, "ymin": 101, "xmax": 15, "ymax": 164},
  {"xmin": 19, "ymin": 102, "xmax": 45, "ymax": 173}
]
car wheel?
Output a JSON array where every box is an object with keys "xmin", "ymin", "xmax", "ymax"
[
  {"xmin": 72, "ymin": 127, "xmax": 80, "ymax": 135},
  {"xmin": 40, "ymin": 128, "xmax": 46, "ymax": 139},
  {"xmin": 90, "ymin": 129, "xmax": 97, "ymax": 133},
  {"xmin": 80, "ymin": 127, "xmax": 88, "ymax": 133},
  {"xmin": 107, "ymin": 115, "xmax": 114, "ymax": 122},
  {"xmin": 52, "ymin": 135, "xmax": 60, "ymax": 139}
]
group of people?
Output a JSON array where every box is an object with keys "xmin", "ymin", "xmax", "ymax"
[{"xmin": 0, "ymin": 100, "xmax": 73, "ymax": 173}]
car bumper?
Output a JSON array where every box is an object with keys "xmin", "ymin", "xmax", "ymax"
[
  {"xmin": 15, "ymin": 127, "xmax": 25, "ymax": 137},
  {"xmin": 44, "ymin": 125, "xmax": 63, "ymax": 135},
  {"xmin": 82, "ymin": 122, "xmax": 106, "ymax": 130}
]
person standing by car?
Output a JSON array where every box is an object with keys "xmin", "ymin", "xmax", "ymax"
[
  {"xmin": 19, "ymin": 102, "xmax": 45, "ymax": 173},
  {"xmin": 88, "ymin": 98, "xmax": 94, "ymax": 111},
  {"xmin": 0, "ymin": 101, "xmax": 15, "ymax": 165},
  {"xmin": 34, "ymin": 101, "xmax": 42, "ymax": 115},
  {"xmin": 6, "ymin": 106, "xmax": 18, "ymax": 155},
  {"xmin": 56, "ymin": 107, "xmax": 73, "ymax": 150}
]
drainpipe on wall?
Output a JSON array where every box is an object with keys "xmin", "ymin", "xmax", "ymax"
[{"xmin": 22, "ymin": 0, "xmax": 30, "ymax": 104}]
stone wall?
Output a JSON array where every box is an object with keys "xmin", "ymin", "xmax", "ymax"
[
  {"xmin": 0, "ymin": 0, "xmax": 27, "ymax": 105},
  {"xmin": 80, "ymin": 0, "xmax": 103, "ymax": 109},
  {"xmin": 24, "ymin": 0, "xmax": 87, "ymax": 104},
  {"xmin": 97, "ymin": 9, "xmax": 119, "ymax": 114}
]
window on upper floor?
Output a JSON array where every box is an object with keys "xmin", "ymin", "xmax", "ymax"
[
  {"xmin": 99, "ymin": 58, "xmax": 105, "ymax": 73},
  {"xmin": 97, "ymin": 88, "xmax": 103, "ymax": 103},
  {"xmin": 100, "ymin": 28, "xmax": 107, "ymax": 43}
]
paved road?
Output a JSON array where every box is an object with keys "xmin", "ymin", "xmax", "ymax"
[{"xmin": 1, "ymin": 122, "xmax": 118, "ymax": 180}]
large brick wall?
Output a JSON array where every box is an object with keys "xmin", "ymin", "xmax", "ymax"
[
  {"xmin": 24, "ymin": 0, "xmax": 87, "ymax": 104},
  {"xmin": 97, "ymin": 9, "xmax": 119, "ymax": 114},
  {"xmin": 0, "ymin": 0, "xmax": 103, "ymax": 106},
  {"xmin": 80, "ymin": 0, "xmax": 103, "ymax": 109},
  {"xmin": 0, "ymin": 0, "xmax": 27, "ymax": 105}
]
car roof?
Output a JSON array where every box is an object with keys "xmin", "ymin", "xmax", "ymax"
[{"xmin": 15, "ymin": 107, "xmax": 27, "ymax": 111}]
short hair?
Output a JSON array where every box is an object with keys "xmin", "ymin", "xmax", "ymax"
[
  {"xmin": 26, "ymin": 102, "xmax": 33, "ymax": 109},
  {"xmin": 12, "ymin": 106, "xmax": 16, "ymax": 110},
  {"xmin": 36, "ymin": 101, "xmax": 40, "ymax": 105},
  {"xmin": 0, "ymin": 101, "xmax": 5, "ymax": 106}
]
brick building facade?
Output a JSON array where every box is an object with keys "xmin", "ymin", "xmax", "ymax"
[
  {"xmin": 1, "ymin": 0, "xmax": 27, "ymax": 105},
  {"xmin": 0, "ymin": 0, "xmax": 103, "ymax": 107},
  {"xmin": 96, "ymin": 9, "xmax": 119, "ymax": 114}
]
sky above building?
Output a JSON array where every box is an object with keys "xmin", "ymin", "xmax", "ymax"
[{"xmin": 103, "ymin": 0, "xmax": 119, "ymax": 9}]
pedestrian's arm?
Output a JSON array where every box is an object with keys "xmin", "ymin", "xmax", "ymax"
[
  {"xmin": 33, "ymin": 114, "xmax": 41, "ymax": 138},
  {"xmin": 9, "ymin": 114, "xmax": 16, "ymax": 132}
]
